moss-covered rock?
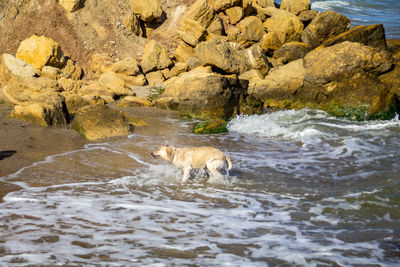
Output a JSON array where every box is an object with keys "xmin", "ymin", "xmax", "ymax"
[{"xmin": 193, "ymin": 119, "xmax": 228, "ymax": 134}]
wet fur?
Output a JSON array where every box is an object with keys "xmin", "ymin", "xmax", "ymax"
[{"xmin": 151, "ymin": 145, "xmax": 232, "ymax": 183}]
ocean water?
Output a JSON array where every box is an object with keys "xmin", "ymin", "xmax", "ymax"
[
  {"xmin": 311, "ymin": 0, "xmax": 400, "ymax": 39},
  {"xmin": 1, "ymin": 109, "xmax": 399, "ymax": 266}
]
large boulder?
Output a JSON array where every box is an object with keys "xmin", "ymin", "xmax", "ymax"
[
  {"xmin": 183, "ymin": 0, "xmax": 216, "ymax": 28},
  {"xmin": 280, "ymin": 0, "xmax": 310, "ymax": 15},
  {"xmin": 232, "ymin": 16, "xmax": 265, "ymax": 47},
  {"xmin": 0, "ymin": 54, "xmax": 37, "ymax": 83},
  {"xmin": 10, "ymin": 94, "xmax": 69, "ymax": 127},
  {"xmin": 263, "ymin": 7, "xmax": 304, "ymax": 44},
  {"xmin": 141, "ymin": 40, "xmax": 173, "ymax": 73},
  {"xmin": 195, "ymin": 38, "xmax": 250, "ymax": 74},
  {"xmin": 273, "ymin": 41, "xmax": 312, "ymax": 63},
  {"xmin": 245, "ymin": 44, "xmax": 270, "ymax": 76},
  {"xmin": 225, "ymin": 6, "xmax": 244, "ymax": 25},
  {"xmin": 71, "ymin": 104, "xmax": 133, "ymax": 140},
  {"xmin": 129, "ymin": 0, "xmax": 163, "ymax": 23},
  {"xmin": 110, "ymin": 58, "xmax": 142, "ymax": 76},
  {"xmin": 322, "ymin": 24, "xmax": 388, "ymax": 50},
  {"xmin": 58, "ymin": 0, "xmax": 84, "ymax": 12},
  {"xmin": 177, "ymin": 19, "xmax": 207, "ymax": 47},
  {"xmin": 301, "ymin": 11, "xmax": 350, "ymax": 48},
  {"xmin": 161, "ymin": 66, "xmax": 247, "ymax": 118},
  {"xmin": 251, "ymin": 41, "xmax": 397, "ymax": 119},
  {"xmin": 303, "ymin": 41, "xmax": 393, "ymax": 86},
  {"xmin": 251, "ymin": 59, "xmax": 305, "ymax": 101},
  {"xmin": 16, "ymin": 35, "xmax": 65, "ymax": 71}
]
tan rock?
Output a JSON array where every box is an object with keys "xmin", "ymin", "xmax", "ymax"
[
  {"xmin": 322, "ymin": 24, "xmax": 388, "ymax": 50},
  {"xmin": 195, "ymin": 38, "xmax": 250, "ymax": 74},
  {"xmin": 260, "ymin": 32, "xmax": 282, "ymax": 55},
  {"xmin": 252, "ymin": 59, "xmax": 305, "ymax": 100},
  {"xmin": 208, "ymin": 0, "xmax": 242, "ymax": 12},
  {"xmin": 298, "ymin": 10, "xmax": 318, "ymax": 23},
  {"xmin": 163, "ymin": 66, "xmax": 247, "ymax": 117},
  {"xmin": 129, "ymin": 0, "xmax": 163, "ymax": 23},
  {"xmin": 64, "ymin": 94, "xmax": 90, "ymax": 114},
  {"xmin": 145, "ymin": 71, "xmax": 165, "ymax": 86},
  {"xmin": 207, "ymin": 17, "xmax": 225, "ymax": 35},
  {"xmin": 226, "ymin": 6, "xmax": 244, "ymax": 25},
  {"xmin": 280, "ymin": 0, "xmax": 310, "ymax": 15},
  {"xmin": 183, "ymin": 0, "xmax": 216, "ymax": 28},
  {"xmin": 122, "ymin": 73, "xmax": 147, "ymax": 87},
  {"xmin": 239, "ymin": 69, "xmax": 264, "ymax": 92},
  {"xmin": 2, "ymin": 76, "xmax": 61, "ymax": 106},
  {"xmin": 174, "ymin": 41, "xmax": 195, "ymax": 63},
  {"xmin": 111, "ymin": 58, "xmax": 142, "ymax": 76},
  {"xmin": 41, "ymin": 66, "xmax": 61, "ymax": 80},
  {"xmin": 58, "ymin": 77, "xmax": 83, "ymax": 94},
  {"xmin": 161, "ymin": 62, "xmax": 188, "ymax": 80},
  {"xmin": 235, "ymin": 16, "xmax": 265, "ymax": 47},
  {"xmin": 0, "ymin": 54, "xmax": 37, "ymax": 83},
  {"xmin": 59, "ymin": 0, "xmax": 83, "ymax": 12},
  {"xmin": 245, "ymin": 44, "xmax": 270, "ymax": 76},
  {"xmin": 177, "ymin": 19, "xmax": 207, "ymax": 47},
  {"xmin": 263, "ymin": 8, "xmax": 304, "ymax": 44},
  {"xmin": 60, "ymin": 58, "xmax": 82, "ymax": 80},
  {"xmin": 273, "ymin": 41, "xmax": 312, "ymax": 63},
  {"xmin": 16, "ymin": 35, "xmax": 65, "ymax": 71},
  {"xmin": 10, "ymin": 98, "xmax": 68, "ymax": 127},
  {"xmin": 79, "ymin": 82, "xmax": 116, "ymax": 103},
  {"xmin": 303, "ymin": 41, "xmax": 393, "ymax": 86},
  {"xmin": 301, "ymin": 10, "xmax": 350, "ymax": 48},
  {"xmin": 119, "ymin": 96, "xmax": 153, "ymax": 107},
  {"xmin": 141, "ymin": 40, "xmax": 173, "ymax": 73},
  {"xmin": 71, "ymin": 104, "xmax": 133, "ymax": 140},
  {"xmin": 98, "ymin": 72, "xmax": 135, "ymax": 97}
]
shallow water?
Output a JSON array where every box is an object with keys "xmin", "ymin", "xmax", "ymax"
[
  {"xmin": 311, "ymin": 0, "xmax": 400, "ymax": 39},
  {"xmin": 1, "ymin": 109, "xmax": 399, "ymax": 266}
]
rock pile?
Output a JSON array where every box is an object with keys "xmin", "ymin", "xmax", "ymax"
[{"xmin": 1, "ymin": 0, "xmax": 400, "ymax": 139}]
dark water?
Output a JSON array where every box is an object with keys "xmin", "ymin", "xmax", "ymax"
[
  {"xmin": 311, "ymin": 0, "xmax": 400, "ymax": 39},
  {"xmin": 1, "ymin": 109, "xmax": 399, "ymax": 266}
]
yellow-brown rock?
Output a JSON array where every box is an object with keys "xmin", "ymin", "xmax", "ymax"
[
  {"xmin": 263, "ymin": 8, "xmax": 304, "ymax": 44},
  {"xmin": 60, "ymin": 58, "xmax": 82, "ymax": 80},
  {"xmin": 145, "ymin": 71, "xmax": 165, "ymax": 86},
  {"xmin": 141, "ymin": 40, "xmax": 173, "ymax": 73},
  {"xmin": 184, "ymin": 0, "xmax": 216, "ymax": 28},
  {"xmin": 225, "ymin": 6, "xmax": 244, "ymax": 25},
  {"xmin": 0, "ymin": 54, "xmax": 37, "ymax": 83},
  {"xmin": 71, "ymin": 104, "xmax": 133, "ymax": 140},
  {"xmin": 129, "ymin": 0, "xmax": 163, "ymax": 23},
  {"xmin": 123, "ymin": 13, "xmax": 144, "ymax": 37},
  {"xmin": 111, "ymin": 58, "xmax": 142, "ymax": 76},
  {"xmin": 260, "ymin": 32, "xmax": 282, "ymax": 55},
  {"xmin": 280, "ymin": 0, "xmax": 310, "ymax": 15},
  {"xmin": 59, "ymin": 0, "xmax": 84, "ymax": 12},
  {"xmin": 177, "ymin": 19, "xmax": 206, "ymax": 47},
  {"xmin": 16, "ymin": 35, "xmax": 65, "ymax": 71},
  {"xmin": 174, "ymin": 41, "xmax": 195, "ymax": 63},
  {"xmin": 207, "ymin": 17, "xmax": 225, "ymax": 35}
]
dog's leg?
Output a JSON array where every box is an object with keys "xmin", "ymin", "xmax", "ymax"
[
  {"xmin": 206, "ymin": 160, "xmax": 224, "ymax": 183},
  {"xmin": 182, "ymin": 167, "xmax": 191, "ymax": 184}
]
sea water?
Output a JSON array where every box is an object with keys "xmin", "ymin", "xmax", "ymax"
[{"xmin": 1, "ymin": 109, "xmax": 399, "ymax": 266}]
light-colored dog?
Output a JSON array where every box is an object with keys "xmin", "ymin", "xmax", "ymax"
[{"xmin": 151, "ymin": 145, "xmax": 232, "ymax": 183}]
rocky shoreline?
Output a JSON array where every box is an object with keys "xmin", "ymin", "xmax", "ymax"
[{"xmin": 1, "ymin": 0, "xmax": 400, "ymax": 141}]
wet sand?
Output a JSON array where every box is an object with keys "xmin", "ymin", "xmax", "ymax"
[{"xmin": 0, "ymin": 103, "xmax": 182, "ymax": 200}]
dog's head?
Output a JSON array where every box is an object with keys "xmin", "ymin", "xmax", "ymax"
[{"xmin": 151, "ymin": 145, "xmax": 174, "ymax": 162}]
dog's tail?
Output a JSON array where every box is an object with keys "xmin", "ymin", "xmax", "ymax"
[{"xmin": 225, "ymin": 156, "xmax": 232, "ymax": 172}]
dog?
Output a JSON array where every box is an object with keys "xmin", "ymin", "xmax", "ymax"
[{"xmin": 151, "ymin": 145, "xmax": 232, "ymax": 183}]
